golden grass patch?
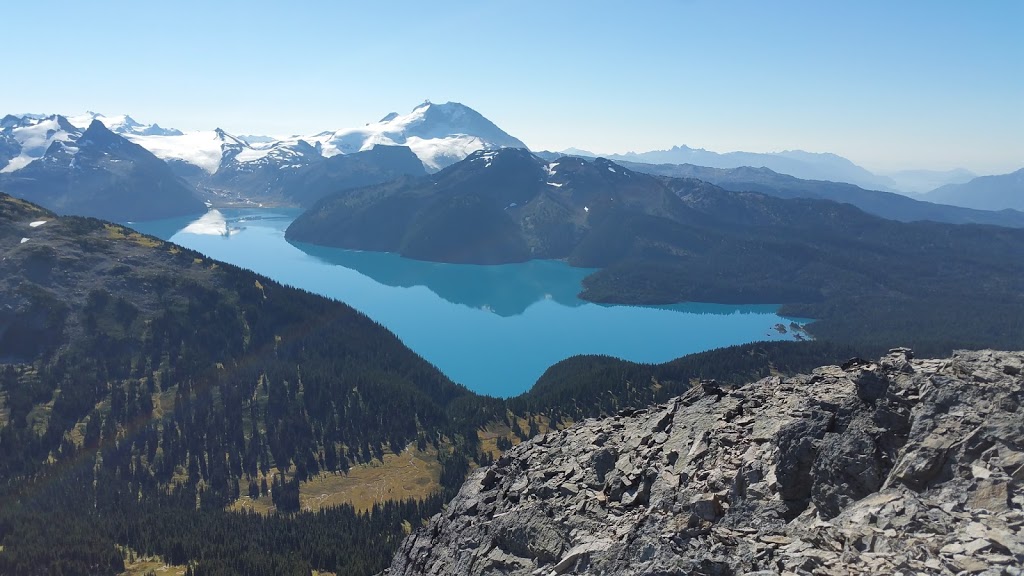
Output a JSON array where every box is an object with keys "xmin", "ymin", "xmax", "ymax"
[
  {"xmin": 119, "ymin": 558, "xmax": 187, "ymax": 576},
  {"xmin": 117, "ymin": 546, "xmax": 187, "ymax": 576},
  {"xmin": 230, "ymin": 446, "xmax": 442, "ymax": 515},
  {"xmin": 27, "ymin": 388, "xmax": 58, "ymax": 435},
  {"xmin": 103, "ymin": 224, "xmax": 162, "ymax": 248},
  {"xmin": 230, "ymin": 493, "xmax": 276, "ymax": 515},
  {"xmin": 298, "ymin": 446, "xmax": 441, "ymax": 513}
]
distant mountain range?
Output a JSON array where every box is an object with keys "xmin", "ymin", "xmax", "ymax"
[
  {"xmin": 923, "ymin": 168, "xmax": 1024, "ymax": 212},
  {"xmin": 565, "ymin": 145, "xmax": 902, "ymax": 192},
  {"xmin": 574, "ymin": 158, "xmax": 1024, "ymax": 228},
  {"xmin": 0, "ymin": 104, "xmax": 477, "ymax": 218},
  {"xmin": 102, "ymin": 101, "xmax": 524, "ymax": 181},
  {"xmin": 15, "ymin": 102, "xmax": 979, "ymax": 197},
  {"xmin": 15, "ymin": 102, "xmax": 520, "ymax": 211},
  {"xmin": 560, "ymin": 148, "xmax": 1011, "ymax": 197},
  {"xmin": 1, "ymin": 102, "xmax": 1020, "ymax": 225},
  {"xmin": 68, "ymin": 111, "xmax": 184, "ymax": 136}
]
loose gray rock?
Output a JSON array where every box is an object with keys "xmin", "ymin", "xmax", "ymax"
[{"xmin": 386, "ymin": 349, "xmax": 1024, "ymax": 575}]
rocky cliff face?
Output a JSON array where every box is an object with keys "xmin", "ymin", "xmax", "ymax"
[{"xmin": 386, "ymin": 349, "xmax": 1024, "ymax": 575}]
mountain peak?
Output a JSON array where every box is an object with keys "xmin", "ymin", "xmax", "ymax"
[
  {"xmin": 313, "ymin": 101, "xmax": 528, "ymax": 172},
  {"xmin": 80, "ymin": 118, "xmax": 142, "ymax": 151},
  {"xmin": 141, "ymin": 122, "xmax": 182, "ymax": 136},
  {"xmin": 414, "ymin": 101, "xmax": 484, "ymax": 123},
  {"xmin": 84, "ymin": 118, "xmax": 110, "ymax": 133},
  {"xmin": 1, "ymin": 114, "xmax": 23, "ymax": 128},
  {"xmin": 54, "ymin": 115, "xmax": 78, "ymax": 133}
]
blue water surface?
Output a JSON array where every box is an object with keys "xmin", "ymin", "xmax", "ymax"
[{"xmin": 133, "ymin": 209, "xmax": 810, "ymax": 397}]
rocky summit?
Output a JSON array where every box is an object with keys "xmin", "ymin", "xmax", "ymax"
[{"xmin": 386, "ymin": 349, "xmax": 1024, "ymax": 575}]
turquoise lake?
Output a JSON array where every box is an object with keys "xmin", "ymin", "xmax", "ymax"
[{"xmin": 133, "ymin": 209, "xmax": 811, "ymax": 397}]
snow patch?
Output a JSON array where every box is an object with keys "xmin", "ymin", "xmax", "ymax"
[
  {"xmin": 1, "ymin": 156, "xmax": 37, "ymax": 173},
  {"xmin": 12, "ymin": 118, "xmax": 76, "ymax": 152},
  {"xmin": 232, "ymin": 146, "xmax": 272, "ymax": 164},
  {"xmin": 607, "ymin": 166, "xmax": 616, "ymax": 173},
  {"xmin": 126, "ymin": 131, "xmax": 239, "ymax": 174},
  {"xmin": 546, "ymin": 182, "xmax": 563, "ymax": 187},
  {"xmin": 29, "ymin": 220, "xmax": 47, "ymax": 227},
  {"xmin": 474, "ymin": 151, "xmax": 498, "ymax": 168},
  {"xmin": 20, "ymin": 238, "xmax": 29, "ymax": 244},
  {"xmin": 405, "ymin": 135, "xmax": 489, "ymax": 172},
  {"xmin": 544, "ymin": 162, "xmax": 559, "ymax": 176},
  {"xmin": 584, "ymin": 206, "xmax": 589, "ymax": 212}
]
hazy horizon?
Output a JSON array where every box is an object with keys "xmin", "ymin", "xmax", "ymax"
[{"xmin": 3, "ymin": 0, "xmax": 1021, "ymax": 175}]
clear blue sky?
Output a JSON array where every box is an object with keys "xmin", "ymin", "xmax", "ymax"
[{"xmin": 3, "ymin": 0, "xmax": 1021, "ymax": 173}]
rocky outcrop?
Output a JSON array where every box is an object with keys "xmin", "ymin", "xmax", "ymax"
[{"xmin": 386, "ymin": 349, "xmax": 1024, "ymax": 575}]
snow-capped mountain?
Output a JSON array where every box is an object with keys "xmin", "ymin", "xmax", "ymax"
[
  {"xmin": 44, "ymin": 101, "xmax": 527, "ymax": 205},
  {"xmin": 224, "ymin": 136, "xmax": 323, "ymax": 171},
  {"xmin": 0, "ymin": 116, "xmax": 204, "ymax": 220},
  {"xmin": 307, "ymin": 101, "xmax": 528, "ymax": 171},
  {"xmin": 206, "ymin": 139, "xmax": 425, "ymax": 207},
  {"xmin": 1, "ymin": 114, "xmax": 82, "ymax": 173},
  {"xmin": 67, "ymin": 112, "xmax": 183, "ymax": 137},
  {"xmin": 12, "ymin": 102, "xmax": 526, "ymax": 187},
  {"xmin": 64, "ymin": 114, "xmax": 289, "ymax": 177}
]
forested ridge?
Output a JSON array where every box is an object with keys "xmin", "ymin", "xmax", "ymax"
[
  {"xmin": 0, "ymin": 193, "xmax": 500, "ymax": 575},
  {"xmin": 0, "ymin": 192, "xmax": 1010, "ymax": 575}
]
